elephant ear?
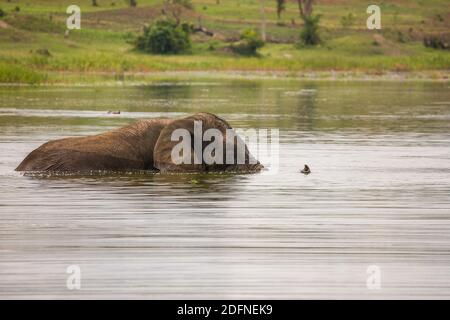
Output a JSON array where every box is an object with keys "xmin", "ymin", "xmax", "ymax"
[{"xmin": 153, "ymin": 113, "xmax": 231, "ymax": 173}]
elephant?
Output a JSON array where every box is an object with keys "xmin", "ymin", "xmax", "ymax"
[{"xmin": 16, "ymin": 112, "xmax": 263, "ymax": 173}]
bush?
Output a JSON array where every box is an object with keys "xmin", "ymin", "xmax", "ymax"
[
  {"xmin": 180, "ymin": 22, "xmax": 194, "ymax": 34},
  {"xmin": 0, "ymin": 8, "xmax": 6, "ymax": 18},
  {"xmin": 396, "ymin": 31, "xmax": 408, "ymax": 43},
  {"xmin": 340, "ymin": 13, "xmax": 354, "ymax": 28},
  {"xmin": 300, "ymin": 14, "xmax": 321, "ymax": 46},
  {"xmin": 208, "ymin": 40, "xmax": 218, "ymax": 51},
  {"xmin": 135, "ymin": 19, "xmax": 191, "ymax": 54},
  {"xmin": 231, "ymin": 28, "xmax": 264, "ymax": 55},
  {"xmin": 423, "ymin": 34, "xmax": 449, "ymax": 50}
]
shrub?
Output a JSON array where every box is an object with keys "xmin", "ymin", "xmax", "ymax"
[
  {"xmin": 180, "ymin": 21, "xmax": 194, "ymax": 34},
  {"xmin": 35, "ymin": 48, "xmax": 52, "ymax": 57},
  {"xmin": 208, "ymin": 40, "xmax": 218, "ymax": 51},
  {"xmin": 340, "ymin": 13, "xmax": 354, "ymax": 28},
  {"xmin": 0, "ymin": 8, "xmax": 6, "ymax": 18},
  {"xmin": 230, "ymin": 28, "xmax": 264, "ymax": 55},
  {"xmin": 135, "ymin": 19, "xmax": 191, "ymax": 54},
  {"xmin": 435, "ymin": 14, "xmax": 444, "ymax": 22},
  {"xmin": 423, "ymin": 34, "xmax": 449, "ymax": 50},
  {"xmin": 396, "ymin": 31, "xmax": 408, "ymax": 43},
  {"xmin": 300, "ymin": 14, "xmax": 321, "ymax": 46}
]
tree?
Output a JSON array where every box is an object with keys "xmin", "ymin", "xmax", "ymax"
[
  {"xmin": 296, "ymin": 0, "xmax": 313, "ymax": 18},
  {"xmin": 276, "ymin": 0, "xmax": 286, "ymax": 20},
  {"xmin": 129, "ymin": 0, "xmax": 137, "ymax": 7},
  {"xmin": 299, "ymin": 14, "xmax": 321, "ymax": 45},
  {"xmin": 296, "ymin": 0, "xmax": 320, "ymax": 46},
  {"xmin": 92, "ymin": 0, "xmax": 98, "ymax": 6},
  {"xmin": 260, "ymin": 0, "xmax": 266, "ymax": 42}
]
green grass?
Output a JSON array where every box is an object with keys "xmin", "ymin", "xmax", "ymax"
[
  {"xmin": 0, "ymin": 62, "xmax": 47, "ymax": 84},
  {"xmin": 0, "ymin": 0, "xmax": 449, "ymax": 84},
  {"xmin": 3, "ymin": 34, "xmax": 447, "ymax": 73}
]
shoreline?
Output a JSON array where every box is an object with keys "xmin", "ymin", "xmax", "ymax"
[{"xmin": 0, "ymin": 70, "xmax": 449, "ymax": 86}]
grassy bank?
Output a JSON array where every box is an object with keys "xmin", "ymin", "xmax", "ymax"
[{"xmin": 0, "ymin": 0, "xmax": 449, "ymax": 84}]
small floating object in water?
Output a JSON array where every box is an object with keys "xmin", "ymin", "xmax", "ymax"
[
  {"xmin": 107, "ymin": 110, "xmax": 121, "ymax": 115},
  {"xmin": 301, "ymin": 164, "xmax": 311, "ymax": 175}
]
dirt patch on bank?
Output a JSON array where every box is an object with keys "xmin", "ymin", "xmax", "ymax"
[
  {"xmin": 0, "ymin": 21, "xmax": 10, "ymax": 29},
  {"xmin": 372, "ymin": 34, "xmax": 403, "ymax": 56}
]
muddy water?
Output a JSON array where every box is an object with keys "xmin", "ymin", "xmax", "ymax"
[{"xmin": 0, "ymin": 80, "xmax": 449, "ymax": 299}]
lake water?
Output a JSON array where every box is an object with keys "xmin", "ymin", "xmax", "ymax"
[{"xmin": 0, "ymin": 79, "xmax": 449, "ymax": 299}]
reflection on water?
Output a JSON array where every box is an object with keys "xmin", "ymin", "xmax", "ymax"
[{"xmin": 0, "ymin": 80, "xmax": 449, "ymax": 299}]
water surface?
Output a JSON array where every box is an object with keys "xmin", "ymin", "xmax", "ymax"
[{"xmin": 1, "ymin": 80, "xmax": 449, "ymax": 299}]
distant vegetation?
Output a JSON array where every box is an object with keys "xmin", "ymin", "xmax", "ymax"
[
  {"xmin": 0, "ymin": 0, "xmax": 449, "ymax": 84},
  {"xmin": 340, "ymin": 13, "xmax": 355, "ymax": 28},
  {"xmin": 423, "ymin": 34, "xmax": 450, "ymax": 50},
  {"xmin": 0, "ymin": 62, "xmax": 47, "ymax": 84},
  {"xmin": 299, "ymin": 15, "xmax": 321, "ymax": 46},
  {"xmin": 230, "ymin": 29, "xmax": 265, "ymax": 56},
  {"xmin": 136, "ymin": 19, "xmax": 191, "ymax": 54},
  {"xmin": 173, "ymin": 0, "xmax": 193, "ymax": 10}
]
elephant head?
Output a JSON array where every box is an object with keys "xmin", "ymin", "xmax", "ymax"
[{"xmin": 154, "ymin": 113, "xmax": 263, "ymax": 173}]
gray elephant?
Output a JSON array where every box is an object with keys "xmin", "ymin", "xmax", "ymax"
[{"xmin": 16, "ymin": 113, "xmax": 263, "ymax": 173}]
